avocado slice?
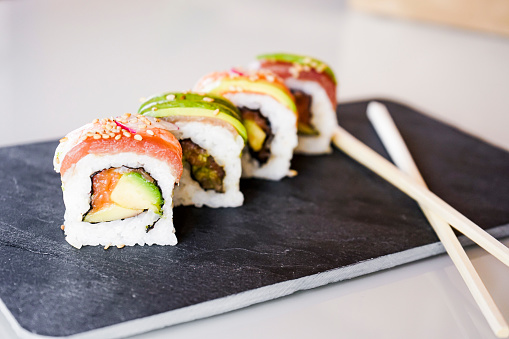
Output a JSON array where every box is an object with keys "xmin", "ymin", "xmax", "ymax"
[
  {"xmin": 110, "ymin": 172, "xmax": 163, "ymax": 213},
  {"xmin": 138, "ymin": 92, "xmax": 247, "ymax": 142},
  {"xmin": 206, "ymin": 78, "xmax": 297, "ymax": 114},
  {"xmin": 297, "ymin": 122, "xmax": 319, "ymax": 136},
  {"xmin": 83, "ymin": 204, "xmax": 143, "ymax": 223},
  {"xmin": 244, "ymin": 119, "xmax": 266, "ymax": 152},
  {"xmin": 143, "ymin": 106, "xmax": 248, "ymax": 142},
  {"xmin": 141, "ymin": 92, "xmax": 240, "ymax": 118},
  {"xmin": 257, "ymin": 53, "xmax": 337, "ymax": 85}
]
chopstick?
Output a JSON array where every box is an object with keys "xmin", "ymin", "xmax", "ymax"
[
  {"xmin": 366, "ymin": 101, "xmax": 508, "ymax": 338},
  {"xmin": 332, "ymin": 124, "xmax": 509, "ymax": 268}
]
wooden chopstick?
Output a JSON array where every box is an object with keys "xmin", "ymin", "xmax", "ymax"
[
  {"xmin": 332, "ymin": 124, "xmax": 509, "ymax": 268},
  {"xmin": 366, "ymin": 101, "xmax": 508, "ymax": 338}
]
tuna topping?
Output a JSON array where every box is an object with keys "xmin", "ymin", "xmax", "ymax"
[
  {"xmin": 239, "ymin": 107, "xmax": 274, "ymax": 165},
  {"xmin": 291, "ymin": 89, "xmax": 318, "ymax": 136},
  {"xmin": 180, "ymin": 139, "xmax": 225, "ymax": 193}
]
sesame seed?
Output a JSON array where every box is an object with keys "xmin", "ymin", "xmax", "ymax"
[
  {"xmin": 139, "ymin": 97, "xmax": 146, "ymax": 102},
  {"xmin": 266, "ymin": 75, "xmax": 275, "ymax": 82},
  {"xmin": 289, "ymin": 67, "xmax": 299, "ymax": 78},
  {"xmin": 93, "ymin": 134, "xmax": 101, "ymax": 140},
  {"xmin": 115, "ymin": 134, "xmax": 121, "ymax": 140},
  {"xmin": 117, "ymin": 244, "xmax": 125, "ymax": 249},
  {"xmin": 134, "ymin": 134, "xmax": 143, "ymax": 141},
  {"xmin": 151, "ymin": 107, "xmax": 158, "ymax": 111},
  {"xmin": 146, "ymin": 130, "xmax": 154, "ymax": 136},
  {"xmin": 166, "ymin": 94, "xmax": 175, "ymax": 101},
  {"xmin": 102, "ymin": 134, "xmax": 110, "ymax": 139},
  {"xmin": 156, "ymin": 118, "xmax": 160, "ymax": 122},
  {"xmin": 138, "ymin": 124, "xmax": 147, "ymax": 129},
  {"xmin": 59, "ymin": 137, "xmax": 68, "ymax": 143},
  {"xmin": 100, "ymin": 118, "xmax": 107, "ymax": 124},
  {"xmin": 80, "ymin": 136, "xmax": 87, "ymax": 142},
  {"xmin": 55, "ymin": 157, "xmax": 60, "ymax": 164},
  {"xmin": 213, "ymin": 109, "xmax": 220, "ymax": 115},
  {"xmin": 60, "ymin": 225, "xmax": 65, "ymax": 231},
  {"xmin": 104, "ymin": 244, "xmax": 110, "ymax": 250},
  {"xmin": 92, "ymin": 119, "xmax": 99, "ymax": 123},
  {"xmin": 203, "ymin": 97, "xmax": 214, "ymax": 102},
  {"xmin": 123, "ymin": 131, "xmax": 131, "ymax": 137}
]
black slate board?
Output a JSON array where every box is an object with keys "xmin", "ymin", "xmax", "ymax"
[{"xmin": 0, "ymin": 100, "xmax": 508, "ymax": 338}]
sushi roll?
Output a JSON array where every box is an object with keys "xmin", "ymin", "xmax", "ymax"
[
  {"xmin": 139, "ymin": 92, "xmax": 246, "ymax": 208},
  {"xmin": 194, "ymin": 69, "xmax": 298, "ymax": 181},
  {"xmin": 253, "ymin": 53, "xmax": 338, "ymax": 155},
  {"xmin": 53, "ymin": 114, "xmax": 183, "ymax": 248}
]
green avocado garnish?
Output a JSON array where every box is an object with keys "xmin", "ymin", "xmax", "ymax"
[
  {"xmin": 244, "ymin": 119, "xmax": 266, "ymax": 152},
  {"xmin": 206, "ymin": 78, "xmax": 297, "ymax": 114},
  {"xmin": 110, "ymin": 172, "xmax": 163, "ymax": 213},
  {"xmin": 257, "ymin": 53, "xmax": 337, "ymax": 85},
  {"xmin": 83, "ymin": 171, "xmax": 163, "ymax": 223},
  {"xmin": 298, "ymin": 122, "xmax": 319, "ymax": 136},
  {"xmin": 138, "ymin": 92, "xmax": 247, "ymax": 142},
  {"xmin": 141, "ymin": 92, "xmax": 240, "ymax": 118},
  {"xmin": 83, "ymin": 204, "xmax": 144, "ymax": 223}
]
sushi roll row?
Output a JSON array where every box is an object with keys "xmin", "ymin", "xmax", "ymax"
[{"xmin": 54, "ymin": 53, "xmax": 338, "ymax": 248}]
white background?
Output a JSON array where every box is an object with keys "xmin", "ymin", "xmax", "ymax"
[{"xmin": 1, "ymin": 0, "xmax": 508, "ymax": 338}]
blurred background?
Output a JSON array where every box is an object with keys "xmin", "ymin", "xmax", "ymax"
[{"xmin": 1, "ymin": 0, "xmax": 509, "ymax": 150}]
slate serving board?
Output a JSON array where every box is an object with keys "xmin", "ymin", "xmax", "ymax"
[{"xmin": 0, "ymin": 99, "xmax": 508, "ymax": 339}]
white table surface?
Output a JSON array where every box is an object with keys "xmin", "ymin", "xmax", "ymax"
[{"xmin": 1, "ymin": 0, "xmax": 508, "ymax": 338}]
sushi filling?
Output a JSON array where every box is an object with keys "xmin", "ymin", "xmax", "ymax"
[
  {"xmin": 180, "ymin": 139, "xmax": 226, "ymax": 193},
  {"xmin": 239, "ymin": 107, "xmax": 274, "ymax": 165},
  {"xmin": 83, "ymin": 167, "xmax": 163, "ymax": 224},
  {"xmin": 291, "ymin": 90, "xmax": 319, "ymax": 136}
]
